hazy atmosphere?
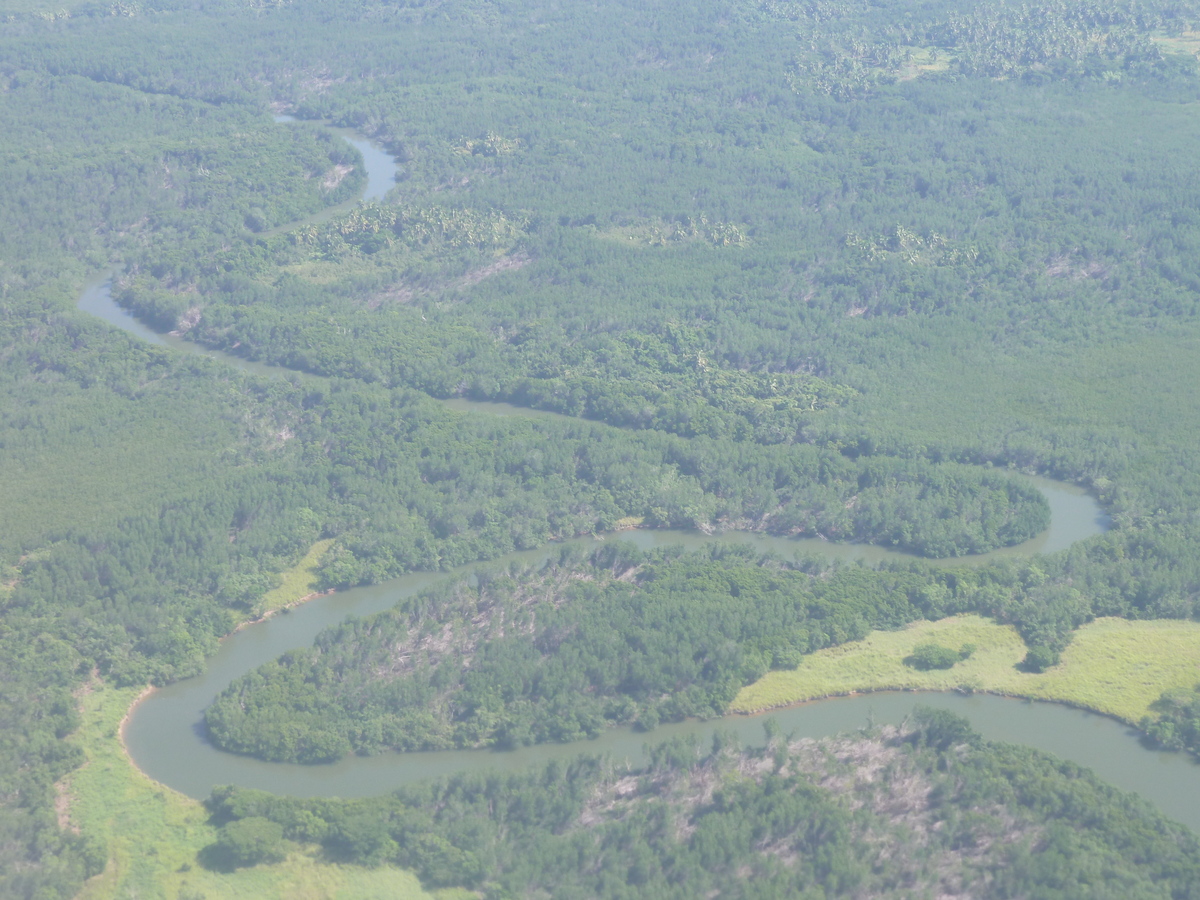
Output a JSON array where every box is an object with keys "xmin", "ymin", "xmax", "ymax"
[{"xmin": 4, "ymin": 1, "xmax": 1200, "ymax": 897}]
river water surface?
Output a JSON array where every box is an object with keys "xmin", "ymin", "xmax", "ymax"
[
  {"xmin": 123, "ymin": 495, "xmax": 1147, "ymax": 813},
  {"xmin": 79, "ymin": 117, "xmax": 1198, "ymax": 834}
]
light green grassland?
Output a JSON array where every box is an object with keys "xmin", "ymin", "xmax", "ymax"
[
  {"xmin": 64, "ymin": 682, "xmax": 450, "ymax": 900},
  {"xmin": 1153, "ymin": 31, "xmax": 1200, "ymax": 58},
  {"xmin": 897, "ymin": 47, "xmax": 952, "ymax": 80},
  {"xmin": 254, "ymin": 538, "xmax": 335, "ymax": 617},
  {"xmin": 733, "ymin": 615, "xmax": 1200, "ymax": 724}
]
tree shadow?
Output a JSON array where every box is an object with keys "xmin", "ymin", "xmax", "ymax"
[{"xmin": 195, "ymin": 843, "xmax": 239, "ymax": 874}]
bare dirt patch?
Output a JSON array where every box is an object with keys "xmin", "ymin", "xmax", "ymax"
[
  {"xmin": 54, "ymin": 779, "xmax": 80, "ymax": 833},
  {"xmin": 322, "ymin": 163, "xmax": 354, "ymax": 192},
  {"xmin": 573, "ymin": 726, "xmax": 1037, "ymax": 896},
  {"xmin": 1154, "ymin": 31, "xmax": 1200, "ymax": 59},
  {"xmin": 1045, "ymin": 253, "xmax": 1109, "ymax": 281},
  {"xmin": 372, "ymin": 564, "xmax": 603, "ymax": 680},
  {"xmin": 170, "ymin": 306, "xmax": 201, "ymax": 336},
  {"xmin": 456, "ymin": 252, "xmax": 531, "ymax": 288},
  {"xmin": 366, "ymin": 284, "xmax": 414, "ymax": 309},
  {"xmin": 364, "ymin": 251, "xmax": 531, "ymax": 308}
]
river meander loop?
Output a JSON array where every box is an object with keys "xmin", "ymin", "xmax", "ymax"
[{"xmin": 77, "ymin": 116, "xmax": 1191, "ymax": 836}]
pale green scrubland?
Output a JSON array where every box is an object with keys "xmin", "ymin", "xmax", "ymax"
[{"xmin": 733, "ymin": 615, "xmax": 1200, "ymax": 725}]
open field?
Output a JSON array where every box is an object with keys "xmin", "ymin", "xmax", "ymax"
[
  {"xmin": 732, "ymin": 615, "xmax": 1200, "ymax": 725},
  {"xmin": 1154, "ymin": 31, "xmax": 1200, "ymax": 58},
  {"xmin": 897, "ymin": 47, "xmax": 952, "ymax": 80},
  {"xmin": 61, "ymin": 681, "xmax": 455, "ymax": 900}
]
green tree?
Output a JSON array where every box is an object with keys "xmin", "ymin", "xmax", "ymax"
[
  {"xmin": 906, "ymin": 642, "xmax": 963, "ymax": 670},
  {"xmin": 212, "ymin": 817, "xmax": 285, "ymax": 868}
]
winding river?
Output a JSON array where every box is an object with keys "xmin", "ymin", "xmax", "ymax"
[{"xmin": 75, "ymin": 116, "xmax": 1200, "ymax": 835}]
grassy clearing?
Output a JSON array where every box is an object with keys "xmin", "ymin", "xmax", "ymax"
[
  {"xmin": 897, "ymin": 47, "xmax": 952, "ymax": 80},
  {"xmin": 62, "ymin": 681, "xmax": 456, "ymax": 900},
  {"xmin": 1153, "ymin": 31, "xmax": 1200, "ymax": 58},
  {"xmin": 254, "ymin": 538, "xmax": 335, "ymax": 617},
  {"xmin": 732, "ymin": 615, "xmax": 1200, "ymax": 725},
  {"xmin": 732, "ymin": 617, "xmax": 1026, "ymax": 712},
  {"xmin": 1031, "ymin": 618, "xmax": 1200, "ymax": 722}
]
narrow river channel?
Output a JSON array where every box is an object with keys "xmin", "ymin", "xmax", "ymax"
[{"xmin": 77, "ymin": 115, "xmax": 1200, "ymax": 836}]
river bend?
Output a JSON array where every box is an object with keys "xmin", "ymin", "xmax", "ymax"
[{"xmin": 75, "ymin": 116, "xmax": 1194, "ymax": 836}]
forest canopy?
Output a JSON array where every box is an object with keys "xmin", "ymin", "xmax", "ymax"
[{"xmin": 3, "ymin": 0, "xmax": 1200, "ymax": 896}]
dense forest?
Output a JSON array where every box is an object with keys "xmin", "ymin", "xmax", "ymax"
[
  {"xmin": 3, "ymin": 0, "xmax": 1200, "ymax": 896},
  {"xmin": 205, "ymin": 712, "xmax": 1200, "ymax": 898},
  {"xmin": 1143, "ymin": 684, "xmax": 1200, "ymax": 758},
  {"xmin": 205, "ymin": 541, "xmax": 1176, "ymax": 764},
  {"xmin": 206, "ymin": 546, "xmax": 948, "ymax": 761}
]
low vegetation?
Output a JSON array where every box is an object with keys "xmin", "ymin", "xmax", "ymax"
[
  {"xmin": 733, "ymin": 615, "xmax": 1200, "ymax": 726},
  {"xmin": 253, "ymin": 539, "xmax": 335, "ymax": 619}
]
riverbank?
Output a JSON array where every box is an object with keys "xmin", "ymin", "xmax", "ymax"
[
  {"xmin": 85, "ymin": 608, "xmax": 1200, "ymax": 892},
  {"xmin": 114, "ymin": 536, "xmax": 338, "ymax": 769},
  {"xmin": 61, "ymin": 540, "xmax": 456, "ymax": 899},
  {"xmin": 65, "ymin": 681, "xmax": 455, "ymax": 900},
  {"xmin": 249, "ymin": 538, "xmax": 336, "ymax": 621},
  {"xmin": 731, "ymin": 615, "xmax": 1200, "ymax": 726}
]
